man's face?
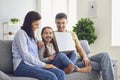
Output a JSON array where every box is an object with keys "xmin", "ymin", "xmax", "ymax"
[{"xmin": 55, "ymin": 18, "xmax": 67, "ymax": 32}]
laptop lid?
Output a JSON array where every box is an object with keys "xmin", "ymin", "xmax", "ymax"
[{"xmin": 54, "ymin": 32, "xmax": 76, "ymax": 53}]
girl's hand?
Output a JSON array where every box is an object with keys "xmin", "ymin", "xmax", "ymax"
[
  {"xmin": 49, "ymin": 55, "xmax": 55, "ymax": 61},
  {"xmin": 38, "ymin": 41, "xmax": 44, "ymax": 48},
  {"xmin": 82, "ymin": 57, "xmax": 91, "ymax": 66},
  {"xmin": 45, "ymin": 64, "xmax": 57, "ymax": 69}
]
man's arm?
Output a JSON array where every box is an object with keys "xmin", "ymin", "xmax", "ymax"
[
  {"xmin": 71, "ymin": 32, "xmax": 91, "ymax": 66},
  {"xmin": 76, "ymin": 43, "xmax": 88, "ymax": 59}
]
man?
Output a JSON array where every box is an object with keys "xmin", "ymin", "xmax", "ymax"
[{"xmin": 55, "ymin": 13, "xmax": 114, "ymax": 80}]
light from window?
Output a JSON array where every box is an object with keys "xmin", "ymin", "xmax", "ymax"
[
  {"xmin": 40, "ymin": 0, "xmax": 77, "ymax": 30},
  {"xmin": 36, "ymin": 0, "xmax": 77, "ymax": 40},
  {"xmin": 112, "ymin": 0, "xmax": 120, "ymax": 46}
]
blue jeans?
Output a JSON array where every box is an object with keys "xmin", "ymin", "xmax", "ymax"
[
  {"xmin": 76, "ymin": 52, "xmax": 114, "ymax": 80},
  {"xmin": 65, "ymin": 51, "xmax": 78, "ymax": 71},
  {"xmin": 14, "ymin": 60, "xmax": 66, "ymax": 80},
  {"xmin": 51, "ymin": 53, "xmax": 73, "ymax": 70},
  {"xmin": 65, "ymin": 51, "xmax": 78, "ymax": 64}
]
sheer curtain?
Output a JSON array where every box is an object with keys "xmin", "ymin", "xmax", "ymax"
[
  {"xmin": 36, "ymin": 0, "xmax": 77, "ymax": 40},
  {"xmin": 112, "ymin": 0, "xmax": 120, "ymax": 46}
]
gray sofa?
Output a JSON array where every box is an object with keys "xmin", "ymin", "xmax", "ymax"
[{"xmin": 0, "ymin": 40, "xmax": 117, "ymax": 80}]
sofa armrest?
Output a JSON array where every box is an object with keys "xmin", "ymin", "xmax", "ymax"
[{"xmin": 0, "ymin": 71, "xmax": 11, "ymax": 80}]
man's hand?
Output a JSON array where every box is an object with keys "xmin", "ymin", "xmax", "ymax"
[
  {"xmin": 45, "ymin": 64, "xmax": 57, "ymax": 69},
  {"xmin": 82, "ymin": 57, "xmax": 91, "ymax": 66},
  {"xmin": 38, "ymin": 41, "xmax": 44, "ymax": 48}
]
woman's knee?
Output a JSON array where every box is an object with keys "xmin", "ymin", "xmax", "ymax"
[
  {"xmin": 55, "ymin": 69, "xmax": 65, "ymax": 79},
  {"xmin": 48, "ymin": 73, "xmax": 58, "ymax": 80},
  {"xmin": 58, "ymin": 69, "xmax": 65, "ymax": 76}
]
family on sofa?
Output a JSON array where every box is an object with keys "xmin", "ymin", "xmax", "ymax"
[{"xmin": 11, "ymin": 11, "xmax": 114, "ymax": 80}]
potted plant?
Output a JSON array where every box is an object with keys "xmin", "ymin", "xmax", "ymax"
[
  {"xmin": 10, "ymin": 18, "xmax": 20, "ymax": 24},
  {"xmin": 73, "ymin": 18, "xmax": 97, "ymax": 45}
]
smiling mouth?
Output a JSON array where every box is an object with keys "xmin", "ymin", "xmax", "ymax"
[{"xmin": 46, "ymin": 37, "xmax": 52, "ymax": 39}]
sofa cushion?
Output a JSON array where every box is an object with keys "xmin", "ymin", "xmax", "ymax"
[
  {"xmin": 0, "ymin": 71, "xmax": 11, "ymax": 80},
  {"xmin": 10, "ymin": 76, "xmax": 38, "ymax": 80},
  {"xmin": 0, "ymin": 40, "xmax": 13, "ymax": 74},
  {"xmin": 9, "ymin": 71, "xmax": 100, "ymax": 80},
  {"xmin": 66, "ymin": 71, "xmax": 100, "ymax": 80}
]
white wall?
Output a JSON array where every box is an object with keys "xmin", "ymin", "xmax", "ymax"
[
  {"xmin": 77, "ymin": 0, "xmax": 120, "ymax": 77},
  {"xmin": 0, "ymin": 0, "xmax": 37, "ymax": 39}
]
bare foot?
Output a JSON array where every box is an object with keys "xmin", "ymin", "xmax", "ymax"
[
  {"xmin": 77, "ymin": 66, "xmax": 91, "ymax": 73},
  {"xmin": 64, "ymin": 64, "xmax": 74, "ymax": 74}
]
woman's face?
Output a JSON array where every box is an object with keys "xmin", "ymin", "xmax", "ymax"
[
  {"xmin": 32, "ymin": 20, "xmax": 41, "ymax": 31},
  {"xmin": 42, "ymin": 28, "xmax": 53, "ymax": 43}
]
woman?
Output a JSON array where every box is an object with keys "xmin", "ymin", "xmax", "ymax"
[
  {"xmin": 39, "ymin": 26, "xmax": 91, "ymax": 74},
  {"xmin": 12, "ymin": 11, "xmax": 65, "ymax": 80}
]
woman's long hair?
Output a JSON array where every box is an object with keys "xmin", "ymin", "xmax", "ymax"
[
  {"xmin": 41, "ymin": 27, "xmax": 58, "ymax": 58},
  {"xmin": 21, "ymin": 11, "xmax": 41, "ymax": 39}
]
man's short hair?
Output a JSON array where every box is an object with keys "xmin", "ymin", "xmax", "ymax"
[{"xmin": 55, "ymin": 13, "xmax": 67, "ymax": 20}]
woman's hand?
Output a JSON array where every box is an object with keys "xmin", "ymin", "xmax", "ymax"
[
  {"xmin": 45, "ymin": 64, "xmax": 57, "ymax": 69},
  {"xmin": 38, "ymin": 41, "xmax": 44, "ymax": 48},
  {"xmin": 82, "ymin": 57, "xmax": 91, "ymax": 66},
  {"xmin": 49, "ymin": 55, "xmax": 55, "ymax": 61}
]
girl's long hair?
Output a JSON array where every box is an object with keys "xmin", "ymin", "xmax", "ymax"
[
  {"xmin": 21, "ymin": 11, "xmax": 41, "ymax": 39},
  {"xmin": 41, "ymin": 26, "xmax": 58, "ymax": 58}
]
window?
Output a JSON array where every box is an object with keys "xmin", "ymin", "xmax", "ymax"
[
  {"xmin": 36, "ymin": 0, "xmax": 77, "ymax": 40},
  {"xmin": 112, "ymin": 0, "xmax": 120, "ymax": 46},
  {"xmin": 37, "ymin": 0, "xmax": 76, "ymax": 30}
]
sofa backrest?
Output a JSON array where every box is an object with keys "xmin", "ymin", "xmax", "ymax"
[
  {"xmin": 79, "ymin": 40, "xmax": 91, "ymax": 54},
  {"xmin": 0, "ymin": 40, "xmax": 90, "ymax": 74},
  {"xmin": 0, "ymin": 40, "xmax": 13, "ymax": 74}
]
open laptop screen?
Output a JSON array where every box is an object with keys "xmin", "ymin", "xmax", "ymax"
[{"xmin": 54, "ymin": 32, "xmax": 76, "ymax": 53}]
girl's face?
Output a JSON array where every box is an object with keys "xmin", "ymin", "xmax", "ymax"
[
  {"xmin": 42, "ymin": 28, "xmax": 53, "ymax": 43},
  {"xmin": 32, "ymin": 20, "xmax": 41, "ymax": 31}
]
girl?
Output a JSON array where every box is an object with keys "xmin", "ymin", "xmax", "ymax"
[
  {"xmin": 39, "ymin": 26, "xmax": 91, "ymax": 73},
  {"xmin": 12, "ymin": 11, "xmax": 65, "ymax": 80}
]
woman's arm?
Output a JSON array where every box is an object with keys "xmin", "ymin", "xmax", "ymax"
[{"xmin": 15, "ymin": 31, "xmax": 46, "ymax": 68}]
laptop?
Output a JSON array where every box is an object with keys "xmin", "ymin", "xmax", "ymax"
[{"xmin": 54, "ymin": 32, "xmax": 76, "ymax": 53}]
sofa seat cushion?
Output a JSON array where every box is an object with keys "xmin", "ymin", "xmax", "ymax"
[
  {"xmin": 8, "ymin": 71, "xmax": 100, "ymax": 80},
  {"xmin": 66, "ymin": 71, "xmax": 100, "ymax": 80},
  {"xmin": 9, "ymin": 74, "xmax": 38, "ymax": 80},
  {"xmin": 11, "ymin": 77, "xmax": 38, "ymax": 80},
  {"xmin": 0, "ymin": 71, "xmax": 11, "ymax": 80}
]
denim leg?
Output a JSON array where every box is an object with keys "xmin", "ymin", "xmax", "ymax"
[
  {"xmin": 76, "ymin": 58, "xmax": 85, "ymax": 67},
  {"xmin": 14, "ymin": 61, "xmax": 65, "ymax": 80},
  {"xmin": 66, "ymin": 51, "xmax": 78, "ymax": 64},
  {"xmin": 76, "ymin": 58, "xmax": 101, "ymax": 71},
  {"xmin": 89, "ymin": 52, "xmax": 114, "ymax": 80},
  {"xmin": 51, "ymin": 53, "xmax": 73, "ymax": 70},
  {"xmin": 66, "ymin": 51, "xmax": 79, "ymax": 72},
  {"xmin": 45, "ymin": 68, "xmax": 66, "ymax": 80}
]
